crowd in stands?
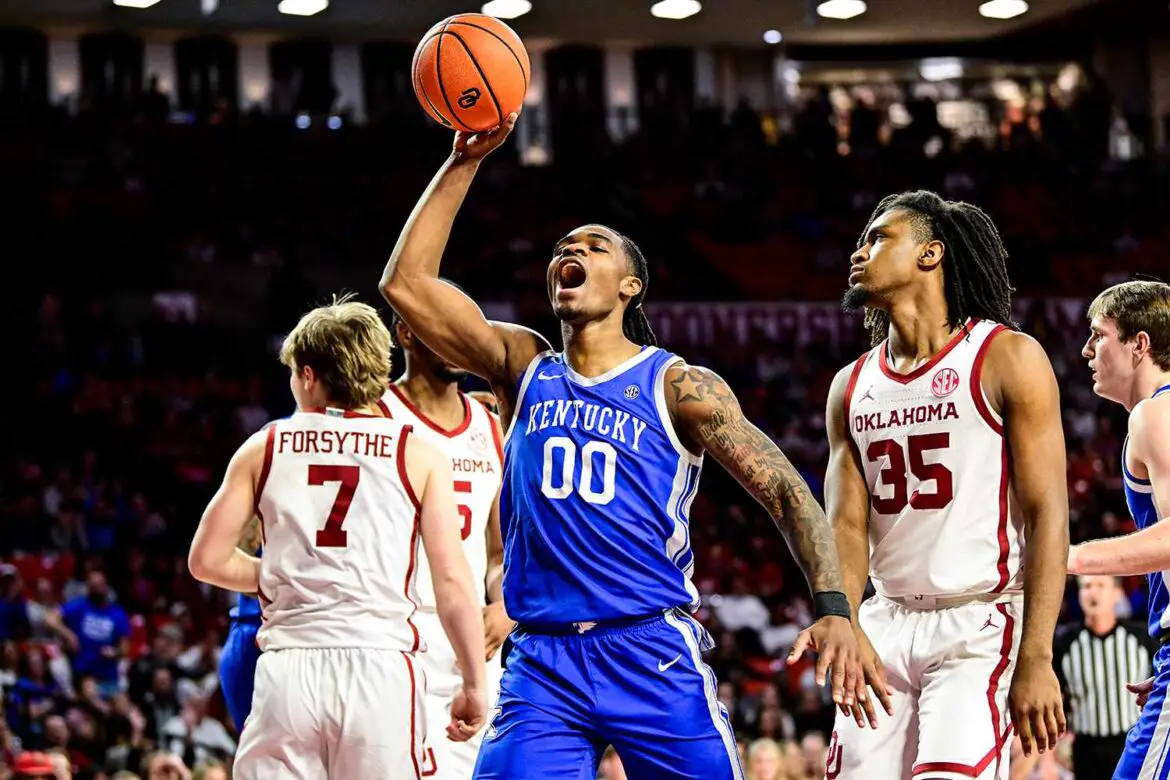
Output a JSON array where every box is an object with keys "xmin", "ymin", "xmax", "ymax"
[{"xmin": 3, "ymin": 58, "xmax": 1166, "ymax": 779}]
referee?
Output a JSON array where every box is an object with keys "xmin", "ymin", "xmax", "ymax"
[{"xmin": 1054, "ymin": 575, "xmax": 1157, "ymax": 778}]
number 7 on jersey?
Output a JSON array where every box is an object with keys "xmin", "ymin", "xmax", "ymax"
[{"xmin": 309, "ymin": 464, "xmax": 360, "ymax": 547}]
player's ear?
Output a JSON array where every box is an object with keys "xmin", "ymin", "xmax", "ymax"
[
  {"xmin": 1133, "ymin": 330, "xmax": 1152, "ymax": 363},
  {"xmin": 620, "ymin": 274, "xmax": 643, "ymax": 301},
  {"xmin": 918, "ymin": 239, "xmax": 945, "ymax": 271},
  {"xmin": 395, "ymin": 322, "xmax": 415, "ymax": 350}
]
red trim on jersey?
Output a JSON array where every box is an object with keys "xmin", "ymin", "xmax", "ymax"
[
  {"xmin": 970, "ymin": 324, "xmax": 1009, "ymax": 435},
  {"xmin": 402, "ymin": 651, "xmax": 423, "ymax": 780},
  {"xmin": 376, "ymin": 398, "xmax": 392, "ymax": 418},
  {"xmin": 487, "ymin": 407, "xmax": 505, "ymax": 466},
  {"xmin": 396, "ymin": 426, "xmax": 422, "ymax": 652},
  {"xmin": 877, "ymin": 321, "xmax": 973, "ymax": 385},
  {"xmin": 254, "ymin": 425, "xmax": 277, "ymax": 546},
  {"xmin": 421, "ymin": 748, "xmax": 438, "ymax": 777},
  {"xmin": 992, "ymin": 439, "xmax": 1012, "ymax": 592},
  {"xmin": 388, "ymin": 384, "xmax": 472, "ymax": 438},
  {"xmin": 842, "ymin": 351, "xmax": 872, "ymax": 460},
  {"xmin": 843, "ymin": 352, "xmax": 869, "ymax": 420},
  {"xmin": 910, "ymin": 603, "xmax": 1015, "ymax": 778}
]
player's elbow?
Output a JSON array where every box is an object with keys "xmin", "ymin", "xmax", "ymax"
[
  {"xmin": 379, "ymin": 261, "xmax": 416, "ymax": 308},
  {"xmin": 187, "ymin": 544, "xmax": 217, "ymax": 585}
]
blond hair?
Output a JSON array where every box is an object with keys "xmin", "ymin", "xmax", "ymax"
[
  {"xmin": 1088, "ymin": 280, "xmax": 1170, "ymax": 370},
  {"xmin": 279, "ymin": 294, "xmax": 393, "ymax": 409}
]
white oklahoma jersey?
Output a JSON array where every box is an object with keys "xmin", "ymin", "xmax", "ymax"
[
  {"xmin": 828, "ymin": 319, "xmax": 1025, "ymax": 780},
  {"xmin": 234, "ymin": 408, "xmax": 427, "ymax": 780},
  {"xmin": 379, "ymin": 385, "xmax": 504, "ymax": 780},
  {"xmin": 846, "ymin": 317, "xmax": 1025, "ymax": 599}
]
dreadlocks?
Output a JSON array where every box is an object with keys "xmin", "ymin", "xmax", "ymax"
[
  {"xmin": 856, "ymin": 190, "xmax": 1017, "ymax": 346},
  {"xmin": 617, "ymin": 233, "xmax": 658, "ymax": 347}
]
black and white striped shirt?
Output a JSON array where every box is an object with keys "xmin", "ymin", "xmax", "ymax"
[{"xmin": 1054, "ymin": 621, "xmax": 1157, "ymax": 738}]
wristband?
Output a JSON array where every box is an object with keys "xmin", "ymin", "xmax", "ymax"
[{"xmin": 814, "ymin": 591, "xmax": 852, "ymax": 621}]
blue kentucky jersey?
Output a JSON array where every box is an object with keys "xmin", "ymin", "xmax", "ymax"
[
  {"xmin": 500, "ymin": 346, "xmax": 703, "ymax": 624},
  {"xmin": 1125, "ymin": 384, "xmax": 1170, "ymax": 640}
]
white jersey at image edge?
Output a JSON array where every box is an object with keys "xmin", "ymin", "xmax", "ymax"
[
  {"xmin": 379, "ymin": 385, "xmax": 503, "ymax": 611},
  {"xmin": 254, "ymin": 409, "xmax": 423, "ymax": 652},
  {"xmin": 845, "ymin": 319, "xmax": 1025, "ymax": 599}
]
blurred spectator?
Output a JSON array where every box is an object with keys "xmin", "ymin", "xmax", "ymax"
[
  {"xmin": 50, "ymin": 572, "xmax": 129, "ymax": 698},
  {"xmin": 159, "ymin": 695, "xmax": 234, "ymax": 767},
  {"xmin": 0, "ymin": 568, "xmax": 30, "ymax": 642},
  {"xmin": 190, "ymin": 759, "xmax": 228, "ymax": 780},
  {"xmin": 139, "ymin": 751, "xmax": 191, "ymax": 780},
  {"xmin": 746, "ymin": 737, "xmax": 785, "ymax": 780},
  {"xmin": 799, "ymin": 732, "xmax": 828, "ymax": 780},
  {"xmin": 26, "ymin": 580, "xmax": 62, "ymax": 644}
]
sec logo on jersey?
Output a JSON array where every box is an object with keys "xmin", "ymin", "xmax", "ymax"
[
  {"xmin": 468, "ymin": 430, "xmax": 489, "ymax": 455},
  {"xmin": 930, "ymin": 367, "xmax": 960, "ymax": 398}
]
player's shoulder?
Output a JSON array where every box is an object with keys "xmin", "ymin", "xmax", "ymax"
[
  {"xmin": 489, "ymin": 320, "xmax": 556, "ymax": 377},
  {"xmin": 661, "ymin": 360, "xmax": 735, "ymax": 409},
  {"xmin": 979, "ymin": 325, "xmax": 1048, "ymax": 368},
  {"xmin": 1129, "ymin": 391, "xmax": 1170, "ymax": 450}
]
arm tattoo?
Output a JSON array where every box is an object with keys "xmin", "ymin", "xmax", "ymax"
[
  {"xmin": 237, "ymin": 516, "xmax": 263, "ymax": 555},
  {"xmin": 669, "ymin": 366, "xmax": 844, "ymax": 593}
]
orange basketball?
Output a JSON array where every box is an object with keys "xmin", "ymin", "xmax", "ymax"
[{"xmin": 412, "ymin": 14, "xmax": 530, "ymax": 133}]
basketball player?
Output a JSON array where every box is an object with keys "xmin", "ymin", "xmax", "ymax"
[
  {"xmin": 188, "ymin": 297, "xmax": 487, "ymax": 779},
  {"xmin": 380, "ymin": 116, "xmax": 864, "ymax": 780},
  {"xmin": 378, "ymin": 309, "xmax": 512, "ymax": 779},
  {"xmin": 824, "ymin": 190, "xmax": 1069, "ymax": 779},
  {"xmin": 1066, "ymin": 280, "xmax": 1170, "ymax": 780},
  {"xmin": 217, "ymin": 517, "xmax": 262, "ymax": 731}
]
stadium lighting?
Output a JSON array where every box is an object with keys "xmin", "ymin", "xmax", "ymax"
[
  {"xmin": 763, "ymin": 29, "xmax": 783, "ymax": 44},
  {"xmin": 816, "ymin": 0, "xmax": 867, "ymax": 20},
  {"xmin": 920, "ymin": 58, "xmax": 963, "ymax": 82},
  {"xmin": 113, "ymin": 0, "xmax": 162, "ymax": 8},
  {"xmin": 481, "ymin": 0, "xmax": 532, "ymax": 19},
  {"xmin": 650, "ymin": 0, "xmax": 702, "ymax": 20},
  {"xmin": 978, "ymin": 0, "xmax": 1028, "ymax": 19},
  {"xmin": 278, "ymin": 0, "xmax": 328, "ymax": 16}
]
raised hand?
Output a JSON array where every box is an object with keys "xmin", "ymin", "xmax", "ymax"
[{"xmin": 453, "ymin": 112, "xmax": 519, "ymax": 161}]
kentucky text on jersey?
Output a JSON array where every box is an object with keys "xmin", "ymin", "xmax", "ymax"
[
  {"xmin": 524, "ymin": 399, "xmax": 650, "ymax": 452},
  {"xmin": 277, "ymin": 429, "xmax": 397, "ymax": 457},
  {"xmin": 502, "ymin": 347, "xmax": 704, "ymax": 626}
]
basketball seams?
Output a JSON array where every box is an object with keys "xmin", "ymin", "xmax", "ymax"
[
  {"xmin": 444, "ymin": 29, "xmax": 504, "ymax": 129},
  {"xmin": 411, "ymin": 35, "xmax": 450, "ymax": 127},
  {"xmin": 433, "ymin": 20, "xmax": 475, "ymax": 132},
  {"xmin": 446, "ymin": 21, "xmax": 530, "ymax": 94}
]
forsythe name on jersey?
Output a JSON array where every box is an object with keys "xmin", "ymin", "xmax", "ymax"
[{"xmin": 277, "ymin": 429, "xmax": 397, "ymax": 458}]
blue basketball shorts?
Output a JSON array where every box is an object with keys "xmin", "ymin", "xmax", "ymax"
[
  {"xmin": 219, "ymin": 617, "xmax": 261, "ymax": 730},
  {"xmin": 472, "ymin": 610, "xmax": 744, "ymax": 780},
  {"xmin": 1115, "ymin": 642, "xmax": 1170, "ymax": 779}
]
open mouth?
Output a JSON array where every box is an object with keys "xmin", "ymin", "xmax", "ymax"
[{"xmin": 557, "ymin": 259, "xmax": 587, "ymax": 290}]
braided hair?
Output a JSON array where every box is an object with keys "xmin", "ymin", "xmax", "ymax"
[
  {"xmin": 858, "ymin": 190, "xmax": 1017, "ymax": 346},
  {"xmin": 616, "ymin": 232, "xmax": 658, "ymax": 347}
]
